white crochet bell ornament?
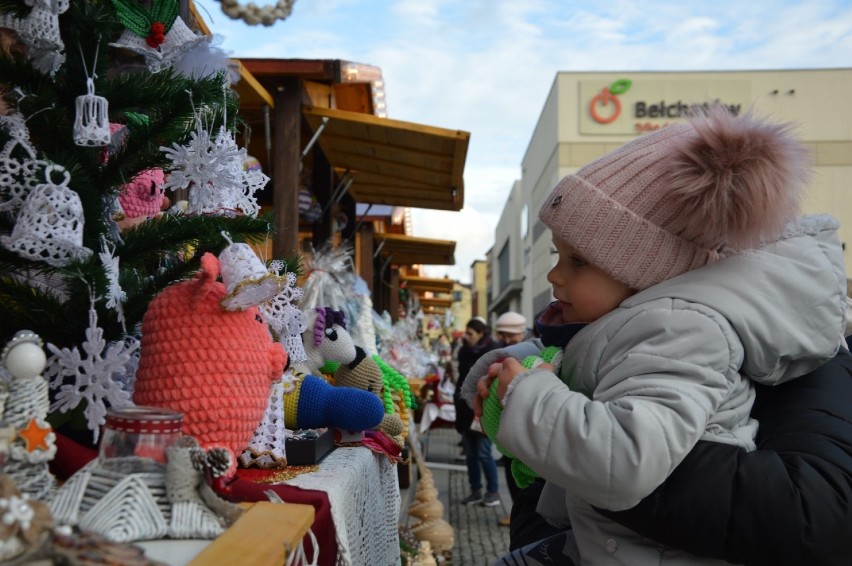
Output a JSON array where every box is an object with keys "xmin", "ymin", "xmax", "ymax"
[
  {"xmin": 218, "ymin": 234, "xmax": 287, "ymax": 311},
  {"xmin": 0, "ymin": 112, "xmax": 50, "ymax": 214},
  {"xmin": 2, "ymin": 0, "xmax": 69, "ymax": 75},
  {"xmin": 0, "ymin": 164, "xmax": 93, "ymax": 266},
  {"xmin": 110, "ymin": 15, "xmax": 207, "ymax": 74},
  {"xmin": 73, "ymin": 77, "xmax": 110, "ymax": 147}
]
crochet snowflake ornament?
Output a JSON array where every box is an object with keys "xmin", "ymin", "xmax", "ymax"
[
  {"xmin": 99, "ymin": 237, "xmax": 127, "ymax": 330},
  {"xmin": 45, "ymin": 301, "xmax": 139, "ymax": 443},
  {"xmin": 161, "ymin": 125, "xmax": 267, "ymax": 217}
]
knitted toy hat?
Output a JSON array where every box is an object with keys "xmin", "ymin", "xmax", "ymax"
[
  {"xmin": 134, "ymin": 252, "xmax": 287, "ymax": 468},
  {"xmin": 539, "ymin": 105, "xmax": 811, "ymax": 291}
]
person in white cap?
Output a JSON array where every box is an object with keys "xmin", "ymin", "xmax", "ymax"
[{"xmin": 494, "ymin": 312, "xmax": 527, "ymax": 346}]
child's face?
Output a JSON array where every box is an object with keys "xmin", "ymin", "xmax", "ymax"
[{"xmin": 547, "ymin": 237, "xmax": 634, "ymax": 324}]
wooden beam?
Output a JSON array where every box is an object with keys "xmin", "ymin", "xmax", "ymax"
[{"xmin": 272, "ymin": 77, "xmax": 302, "ymax": 259}]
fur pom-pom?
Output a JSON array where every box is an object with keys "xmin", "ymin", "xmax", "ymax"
[{"xmin": 668, "ymin": 105, "xmax": 811, "ymax": 250}]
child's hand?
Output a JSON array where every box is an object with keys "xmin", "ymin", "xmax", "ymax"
[{"xmin": 474, "ymin": 358, "xmax": 552, "ymax": 417}]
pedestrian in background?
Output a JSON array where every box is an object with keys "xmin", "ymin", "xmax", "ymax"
[{"xmin": 454, "ymin": 317, "xmax": 501, "ymax": 506}]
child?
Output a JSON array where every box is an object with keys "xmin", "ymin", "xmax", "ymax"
[{"xmin": 473, "ymin": 106, "xmax": 847, "ymax": 565}]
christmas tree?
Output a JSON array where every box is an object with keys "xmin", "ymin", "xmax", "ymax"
[{"xmin": 0, "ymin": 0, "xmax": 291, "ymax": 444}]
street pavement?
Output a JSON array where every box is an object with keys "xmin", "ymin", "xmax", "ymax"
[{"xmin": 400, "ymin": 426, "xmax": 513, "ymax": 565}]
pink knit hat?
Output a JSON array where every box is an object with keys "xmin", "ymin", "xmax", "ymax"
[{"xmin": 539, "ymin": 106, "xmax": 811, "ymax": 290}]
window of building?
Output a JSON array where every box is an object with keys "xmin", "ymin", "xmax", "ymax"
[{"xmin": 497, "ymin": 242, "xmax": 510, "ymax": 290}]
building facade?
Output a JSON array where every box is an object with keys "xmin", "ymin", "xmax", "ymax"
[{"xmin": 490, "ymin": 69, "xmax": 852, "ymax": 323}]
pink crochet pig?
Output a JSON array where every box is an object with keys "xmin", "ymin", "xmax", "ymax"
[
  {"xmin": 118, "ymin": 168, "xmax": 165, "ymax": 219},
  {"xmin": 134, "ymin": 253, "xmax": 287, "ymax": 472}
]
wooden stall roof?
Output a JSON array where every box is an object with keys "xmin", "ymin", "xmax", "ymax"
[
  {"xmin": 401, "ymin": 275, "xmax": 455, "ymax": 294},
  {"xmin": 418, "ymin": 297, "xmax": 454, "ymax": 309},
  {"xmin": 303, "ymin": 106, "xmax": 469, "ymax": 211},
  {"xmin": 374, "ymin": 233, "xmax": 455, "ymax": 265}
]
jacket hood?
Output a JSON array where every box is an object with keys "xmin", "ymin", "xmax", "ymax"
[{"xmin": 622, "ymin": 214, "xmax": 847, "ymax": 385}]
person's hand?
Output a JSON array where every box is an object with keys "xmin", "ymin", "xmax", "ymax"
[
  {"xmin": 458, "ymin": 339, "xmax": 544, "ymax": 407},
  {"xmin": 473, "ymin": 358, "xmax": 553, "ymax": 416}
]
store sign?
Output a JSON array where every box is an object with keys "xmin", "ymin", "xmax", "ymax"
[{"xmin": 579, "ymin": 78, "xmax": 752, "ymax": 135}]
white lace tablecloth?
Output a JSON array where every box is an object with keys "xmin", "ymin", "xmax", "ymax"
[{"xmin": 284, "ymin": 446, "xmax": 401, "ymax": 566}]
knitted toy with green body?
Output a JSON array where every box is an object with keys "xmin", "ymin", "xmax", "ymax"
[{"xmin": 478, "ymin": 346, "xmax": 563, "ymax": 488}]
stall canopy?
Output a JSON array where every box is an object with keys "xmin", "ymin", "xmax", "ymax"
[
  {"xmin": 374, "ymin": 233, "xmax": 455, "ymax": 265},
  {"xmin": 303, "ymin": 106, "xmax": 469, "ymax": 211},
  {"xmin": 401, "ymin": 275, "xmax": 455, "ymax": 294},
  {"xmin": 418, "ymin": 297, "xmax": 453, "ymax": 309}
]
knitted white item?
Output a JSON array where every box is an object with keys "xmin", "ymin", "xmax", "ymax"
[
  {"xmin": 218, "ymin": 241, "xmax": 286, "ymax": 311},
  {"xmin": 110, "ymin": 16, "xmax": 208, "ymax": 74},
  {"xmin": 50, "ymin": 449, "xmax": 240, "ymax": 543},
  {"xmin": 239, "ymin": 377, "xmax": 287, "ymax": 468},
  {"xmin": 0, "ymin": 113, "xmax": 50, "ymax": 215},
  {"xmin": 284, "ymin": 446, "xmax": 401, "ymax": 566},
  {"xmin": 73, "ymin": 78, "xmax": 110, "ymax": 146},
  {"xmin": 4, "ymin": 0, "xmax": 69, "ymax": 74},
  {"xmin": 302, "ymin": 308, "xmax": 356, "ymax": 374},
  {"xmin": 79, "ymin": 473, "xmax": 169, "ymax": 542},
  {"xmin": 259, "ymin": 268, "xmax": 307, "ymax": 363},
  {"xmin": 162, "ymin": 125, "xmax": 265, "ymax": 217},
  {"xmin": 0, "ymin": 164, "xmax": 93, "ymax": 267}
]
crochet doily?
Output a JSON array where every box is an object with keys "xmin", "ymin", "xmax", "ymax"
[{"xmin": 283, "ymin": 447, "xmax": 400, "ymax": 566}]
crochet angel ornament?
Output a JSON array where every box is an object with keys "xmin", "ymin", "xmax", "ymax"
[{"xmin": 133, "ymin": 252, "xmax": 287, "ymax": 474}]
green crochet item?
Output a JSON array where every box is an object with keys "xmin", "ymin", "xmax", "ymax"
[{"xmin": 478, "ymin": 346, "xmax": 563, "ymax": 488}]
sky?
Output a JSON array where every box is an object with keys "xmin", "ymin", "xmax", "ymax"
[{"xmin": 194, "ymin": 0, "xmax": 852, "ymax": 283}]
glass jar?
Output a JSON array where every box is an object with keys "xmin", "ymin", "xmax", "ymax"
[{"xmin": 98, "ymin": 406, "xmax": 183, "ymax": 474}]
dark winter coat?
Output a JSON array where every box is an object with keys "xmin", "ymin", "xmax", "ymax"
[
  {"xmin": 453, "ymin": 335, "xmax": 498, "ymax": 434},
  {"xmin": 598, "ymin": 346, "xmax": 852, "ymax": 565}
]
